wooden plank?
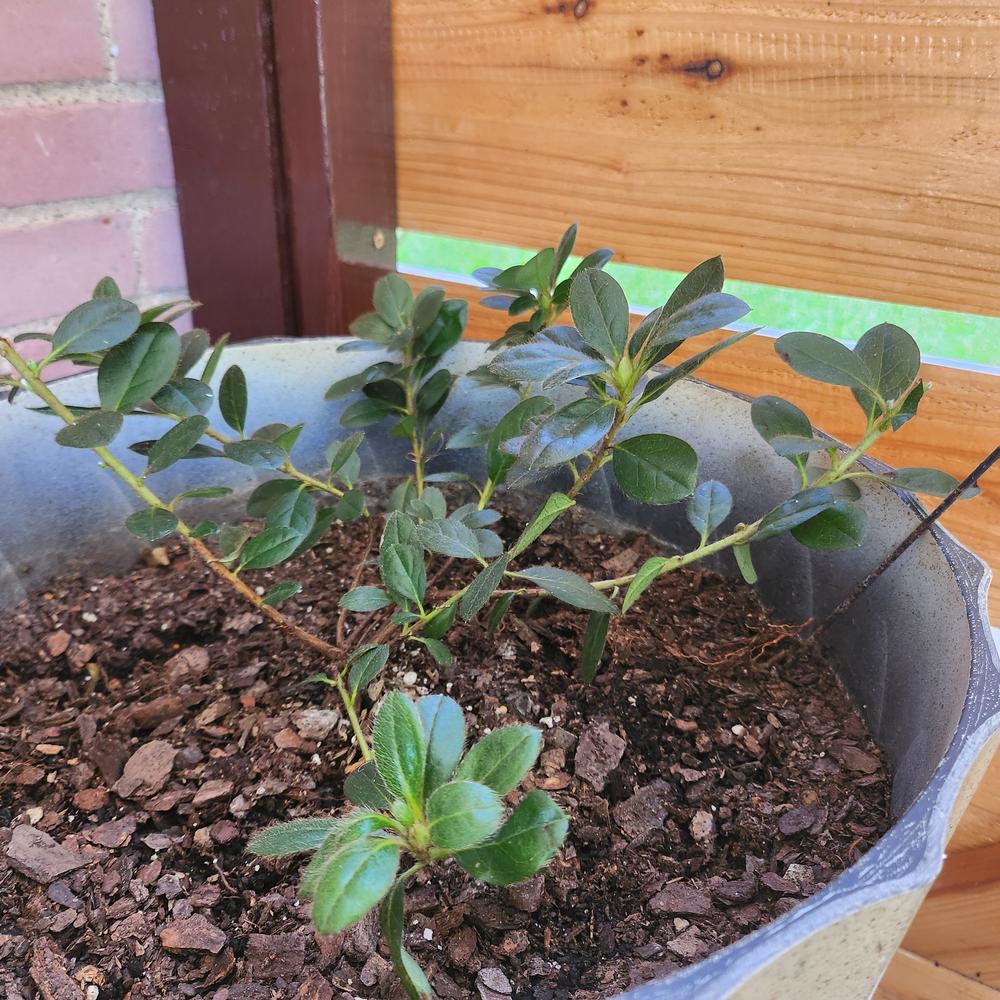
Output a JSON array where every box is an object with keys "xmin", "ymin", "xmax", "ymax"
[
  {"xmin": 877, "ymin": 949, "xmax": 999, "ymax": 1000},
  {"xmin": 394, "ymin": 1, "xmax": 1000, "ymax": 316},
  {"xmin": 155, "ymin": 1, "xmax": 292, "ymax": 340},
  {"xmin": 902, "ymin": 841, "xmax": 1000, "ymax": 987},
  {"xmin": 406, "ymin": 273, "xmax": 1000, "ymax": 618},
  {"xmin": 950, "ymin": 750, "xmax": 1000, "ymax": 854}
]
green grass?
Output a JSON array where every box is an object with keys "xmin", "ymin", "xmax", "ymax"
[{"xmin": 398, "ymin": 230, "xmax": 1000, "ymax": 368}]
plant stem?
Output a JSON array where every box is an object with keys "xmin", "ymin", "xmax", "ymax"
[{"xmin": 0, "ymin": 339, "xmax": 374, "ymax": 760}]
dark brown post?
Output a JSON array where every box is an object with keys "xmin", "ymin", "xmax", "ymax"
[{"xmin": 154, "ymin": 1, "xmax": 396, "ymax": 340}]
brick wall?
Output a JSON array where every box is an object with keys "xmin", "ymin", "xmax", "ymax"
[{"xmin": 0, "ymin": 0, "xmax": 187, "ymax": 369}]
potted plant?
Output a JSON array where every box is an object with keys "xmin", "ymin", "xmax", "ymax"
[{"xmin": 0, "ymin": 229, "xmax": 996, "ymax": 999}]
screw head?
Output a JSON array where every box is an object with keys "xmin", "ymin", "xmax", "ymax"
[{"xmin": 372, "ymin": 229, "xmax": 386, "ymax": 251}]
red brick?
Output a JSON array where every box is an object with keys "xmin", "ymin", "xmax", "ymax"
[
  {"xmin": 0, "ymin": 1, "xmax": 106, "ymax": 85},
  {"xmin": 0, "ymin": 103, "xmax": 175, "ymax": 208},
  {"xmin": 109, "ymin": 0, "xmax": 162, "ymax": 82},
  {"xmin": 141, "ymin": 206, "xmax": 187, "ymax": 292},
  {"xmin": 0, "ymin": 216, "xmax": 138, "ymax": 327}
]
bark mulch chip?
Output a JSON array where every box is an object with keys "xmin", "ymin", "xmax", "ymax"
[{"xmin": 0, "ymin": 500, "xmax": 891, "ymax": 998}]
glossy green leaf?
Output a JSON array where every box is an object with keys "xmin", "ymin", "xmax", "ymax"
[
  {"xmin": 152, "ymin": 377, "xmax": 213, "ymax": 417},
  {"xmin": 261, "ymin": 580, "xmax": 302, "ymax": 606},
  {"xmin": 418, "ymin": 637, "xmax": 452, "ymax": 666},
  {"xmin": 373, "ymin": 273, "xmax": 413, "ymax": 328},
  {"xmin": 246, "ymin": 479, "xmax": 300, "ymax": 517},
  {"xmin": 686, "ymin": 481, "xmax": 733, "ymax": 541},
  {"xmin": 579, "ymin": 611, "xmax": 610, "ymax": 683},
  {"xmin": 380, "ymin": 543, "xmax": 427, "ymax": 606},
  {"xmin": 334, "ymin": 488, "xmax": 365, "ymax": 522},
  {"xmin": 662, "ymin": 256, "xmax": 725, "ymax": 318},
  {"xmin": 299, "ymin": 812, "xmax": 398, "ymax": 900},
  {"xmin": 513, "ymin": 566, "xmax": 617, "ymax": 614},
  {"xmin": 380, "ymin": 879, "xmax": 433, "ymax": 1000},
  {"xmin": 265, "ymin": 484, "xmax": 316, "ymax": 536},
  {"xmin": 486, "ymin": 396, "xmax": 554, "ymax": 484},
  {"xmin": 490, "ymin": 337, "xmax": 609, "ymax": 391},
  {"xmin": 218, "ymin": 365, "xmax": 248, "ymax": 434},
  {"xmin": 248, "ymin": 818, "xmax": 342, "ymax": 857},
  {"xmin": 326, "ymin": 432, "xmax": 365, "ymax": 475},
  {"xmin": 341, "ymin": 397, "xmax": 398, "ymax": 428},
  {"xmin": 348, "ymin": 644, "xmax": 390, "ymax": 697},
  {"xmin": 775, "ymin": 332, "xmax": 876, "ymax": 394},
  {"xmin": 417, "ymin": 695, "xmax": 466, "ymax": 794},
  {"xmin": 768, "ymin": 435, "xmax": 829, "ymax": 458},
  {"xmin": 189, "ymin": 521, "xmax": 219, "ymax": 538},
  {"xmin": 350, "ymin": 311, "xmax": 396, "ymax": 344},
  {"xmin": 456, "ymin": 725, "xmax": 542, "ymax": 796},
  {"xmin": 372, "ymin": 691, "xmax": 426, "ymax": 807},
  {"xmin": 340, "ymin": 586, "xmax": 393, "ymax": 612},
  {"xmin": 239, "ymin": 526, "xmax": 303, "ymax": 570},
  {"xmin": 751, "ymin": 395, "xmax": 812, "ymax": 443},
  {"xmin": 98, "ymin": 324, "xmax": 180, "ymax": 412},
  {"xmin": 852, "ymin": 323, "xmax": 921, "ymax": 414},
  {"xmin": 92, "ymin": 276, "xmax": 121, "ymax": 299},
  {"xmin": 791, "ymin": 502, "xmax": 867, "ymax": 549},
  {"xmin": 569, "ymin": 268, "xmax": 629, "ymax": 359},
  {"xmin": 621, "ymin": 556, "xmax": 669, "ymax": 614},
  {"xmin": 174, "ymin": 485, "xmax": 233, "ymax": 501},
  {"xmin": 412, "ymin": 284, "xmax": 445, "ymax": 334},
  {"xmin": 288, "ymin": 506, "xmax": 339, "ymax": 559},
  {"xmin": 344, "ymin": 761, "xmax": 392, "ymax": 810},
  {"xmin": 52, "ymin": 297, "xmax": 140, "ymax": 355},
  {"xmin": 456, "ymin": 790, "xmax": 567, "ymax": 886},
  {"xmin": 176, "ymin": 328, "xmax": 210, "ymax": 377},
  {"xmin": 199, "ymin": 334, "xmax": 228, "ymax": 384},
  {"xmin": 612, "ymin": 434, "xmax": 697, "ymax": 505},
  {"xmin": 877, "ymin": 466, "xmax": 978, "ymax": 498},
  {"xmin": 427, "ymin": 780, "xmax": 503, "ymax": 850},
  {"xmin": 420, "ymin": 599, "xmax": 457, "ymax": 640},
  {"xmin": 416, "ymin": 518, "xmax": 483, "ymax": 561},
  {"xmin": 223, "ymin": 440, "xmax": 285, "ymax": 468},
  {"xmin": 636, "ymin": 328, "xmax": 753, "ymax": 404},
  {"xmin": 219, "ymin": 523, "xmax": 251, "ymax": 561},
  {"xmin": 145, "ymin": 415, "xmax": 210, "ymax": 475},
  {"xmin": 125, "ymin": 507, "xmax": 178, "ymax": 542},
  {"xmin": 310, "ymin": 836, "xmax": 400, "ymax": 935},
  {"xmin": 892, "ymin": 380, "xmax": 925, "ymax": 431},
  {"xmin": 515, "ymin": 396, "xmax": 615, "ymax": 473},
  {"xmin": 638, "ymin": 293, "xmax": 750, "ymax": 365},
  {"xmin": 755, "ymin": 486, "xmax": 836, "ymax": 542},
  {"xmin": 54, "ymin": 409, "xmax": 123, "ymax": 448},
  {"xmin": 508, "ymin": 493, "xmax": 574, "ymax": 558}
]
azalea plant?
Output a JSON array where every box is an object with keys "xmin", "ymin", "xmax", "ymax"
[{"xmin": 0, "ymin": 224, "xmax": 977, "ymax": 994}]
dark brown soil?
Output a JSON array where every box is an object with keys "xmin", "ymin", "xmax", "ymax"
[{"xmin": 0, "ymin": 499, "xmax": 891, "ymax": 1000}]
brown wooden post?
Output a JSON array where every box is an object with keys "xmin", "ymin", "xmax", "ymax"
[{"xmin": 154, "ymin": 1, "xmax": 396, "ymax": 340}]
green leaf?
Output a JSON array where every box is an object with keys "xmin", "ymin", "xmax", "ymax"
[
  {"xmin": 326, "ymin": 432, "xmax": 365, "ymax": 475},
  {"xmin": 340, "ymin": 586, "xmax": 394, "ymax": 612},
  {"xmin": 487, "ymin": 592, "xmax": 515, "ymax": 636},
  {"xmin": 219, "ymin": 365, "xmax": 248, "ymax": 434},
  {"xmin": 219, "ymin": 523, "xmax": 251, "ymax": 561},
  {"xmin": 263, "ymin": 581, "xmax": 302, "ymax": 606},
  {"xmin": 877, "ymin": 466, "xmax": 978, "ymax": 498},
  {"xmin": 621, "ymin": 556, "xmax": 669, "ymax": 613},
  {"xmin": 125, "ymin": 507, "xmax": 178, "ymax": 542},
  {"xmin": 146, "ymin": 415, "xmax": 210, "ymax": 475},
  {"xmin": 342, "ymin": 397, "xmax": 397, "ymax": 428},
  {"xmin": 248, "ymin": 818, "xmax": 342, "ymax": 856},
  {"xmin": 486, "ymin": 396, "xmax": 554, "ymax": 484},
  {"xmin": 686, "ymin": 481, "xmax": 733, "ymax": 541},
  {"xmin": 412, "ymin": 284, "xmax": 445, "ymax": 334},
  {"xmin": 98, "ymin": 324, "xmax": 180, "ymax": 412},
  {"xmin": 189, "ymin": 520, "xmax": 219, "ymax": 538},
  {"xmin": 152, "ymin": 377, "xmax": 213, "ymax": 417},
  {"xmin": 348, "ymin": 644, "xmax": 390, "ymax": 697},
  {"xmin": 288, "ymin": 506, "xmax": 339, "ymax": 558},
  {"xmin": 92, "ymin": 276, "xmax": 122, "ymax": 299},
  {"xmin": 852, "ymin": 323, "xmax": 921, "ymax": 414},
  {"xmin": 421, "ymin": 599, "xmax": 457, "ymax": 640},
  {"xmin": 380, "ymin": 879, "xmax": 433, "ymax": 1000},
  {"xmin": 460, "ymin": 556, "xmax": 510, "ymax": 621},
  {"xmin": 416, "ymin": 518, "xmax": 483, "ymax": 561},
  {"xmin": 416, "ymin": 297, "xmax": 467, "ymax": 361},
  {"xmin": 637, "ymin": 293, "xmax": 750, "ymax": 366},
  {"xmin": 174, "ymin": 485, "xmax": 233, "ymax": 501},
  {"xmin": 418, "ymin": 637, "xmax": 452, "ymax": 666},
  {"xmin": 372, "ymin": 691, "xmax": 427, "ymax": 807},
  {"xmin": 662, "ymin": 256, "xmax": 725, "ymax": 318},
  {"xmin": 755, "ymin": 486, "xmax": 836, "ymax": 542},
  {"xmin": 427, "ymin": 780, "xmax": 503, "ymax": 850},
  {"xmin": 509, "ymin": 493, "xmax": 574, "ymax": 558},
  {"xmin": 791, "ymin": 502, "xmax": 867, "ymax": 549},
  {"xmin": 456, "ymin": 790, "xmax": 567, "ymax": 886},
  {"xmin": 239, "ymin": 526, "xmax": 303, "ymax": 570},
  {"xmin": 415, "ymin": 369, "xmax": 453, "ymax": 421},
  {"xmin": 494, "ymin": 248, "xmax": 554, "ymax": 293},
  {"xmin": 775, "ymin": 332, "xmax": 877, "ymax": 394},
  {"xmin": 247, "ymin": 479, "xmax": 300, "ymax": 517},
  {"xmin": 517, "ymin": 396, "xmax": 616, "ymax": 472},
  {"xmin": 612, "ymin": 434, "xmax": 698, "ymax": 505},
  {"xmin": 374, "ymin": 273, "xmax": 413, "ymax": 328},
  {"xmin": 570, "ymin": 268, "xmax": 629, "ymax": 359},
  {"xmin": 750, "ymin": 395, "xmax": 812, "ymax": 448},
  {"xmin": 52, "ymin": 297, "xmax": 140, "ymax": 355},
  {"xmin": 489, "ymin": 337, "xmax": 609, "ymax": 391},
  {"xmin": 417, "ymin": 695, "xmax": 466, "ymax": 794},
  {"xmin": 299, "ymin": 812, "xmax": 398, "ymax": 900},
  {"xmin": 380, "ymin": 543, "xmax": 427, "ymax": 606},
  {"xmin": 349, "ymin": 311, "xmax": 397, "ymax": 344},
  {"xmin": 266, "ymin": 484, "xmax": 316, "ymax": 536},
  {"xmin": 768, "ymin": 435, "xmax": 829, "ymax": 458},
  {"xmin": 223, "ymin": 440, "xmax": 286, "ymax": 468},
  {"xmin": 579, "ymin": 611, "xmax": 610, "ymax": 683},
  {"xmin": 513, "ymin": 566, "xmax": 617, "ymax": 614},
  {"xmin": 310, "ymin": 836, "xmax": 400, "ymax": 935},
  {"xmin": 176, "ymin": 328, "xmax": 210, "ymax": 377},
  {"xmin": 200, "ymin": 334, "xmax": 229, "ymax": 384},
  {"xmin": 892, "ymin": 380, "xmax": 925, "ymax": 430},
  {"xmin": 636, "ymin": 328, "xmax": 753, "ymax": 404},
  {"xmin": 383, "ymin": 510, "xmax": 419, "ymax": 547},
  {"xmin": 733, "ymin": 543, "xmax": 758, "ymax": 584},
  {"xmin": 456, "ymin": 725, "xmax": 542, "ymax": 796},
  {"xmin": 54, "ymin": 409, "xmax": 123, "ymax": 448},
  {"xmin": 344, "ymin": 761, "xmax": 392, "ymax": 810}
]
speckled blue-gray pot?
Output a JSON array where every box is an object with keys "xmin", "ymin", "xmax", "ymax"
[{"xmin": 1, "ymin": 339, "xmax": 996, "ymax": 999}]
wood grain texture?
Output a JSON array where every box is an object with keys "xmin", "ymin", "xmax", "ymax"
[
  {"xmin": 902, "ymin": 841, "xmax": 1000, "ymax": 987},
  {"xmin": 408, "ymin": 273, "xmax": 1000, "ymax": 616},
  {"xmin": 949, "ymin": 750, "xmax": 1000, "ymax": 854},
  {"xmin": 877, "ymin": 949, "xmax": 1000, "ymax": 1000},
  {"xmin": 394, "ymin": 1, "xmax": 1000, "ymax": 315}
]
